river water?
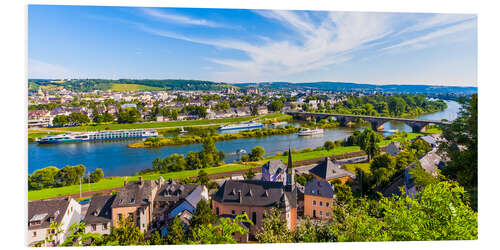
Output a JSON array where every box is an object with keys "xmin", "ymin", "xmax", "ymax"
[{"xmin": 28, "ymin": 100, "xmax": 461, "ymax": 176}]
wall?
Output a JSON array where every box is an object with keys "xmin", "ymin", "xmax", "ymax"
[{"xmin": 304, "ymin": 194, "xmax": 333, "ymax": 220}]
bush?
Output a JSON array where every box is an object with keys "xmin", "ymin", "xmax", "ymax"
[
  {"xmin": 249, "ymin": 146, "xmax": 265, "ymax": 161},
  {"xmin": 300, "ymin": 148, "xmax": 313, "ymax": 153},
  {"xmin": 324, "ymin": 140, "xmax": 335, "ymax": 151}
]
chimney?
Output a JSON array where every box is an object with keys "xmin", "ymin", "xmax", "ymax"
[{"xmin": 139, "ymin": 176, "xmax": 144, "ymax": 185}]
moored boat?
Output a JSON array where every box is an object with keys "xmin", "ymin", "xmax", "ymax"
[
  {"xmin": 219, "ymin": 121, "xmax": 263, "ymax": 131},
  {"xmin": 36, "ymin": 129, "xmax": 158, "ymax": 144},
  {"xmin": 298, "ymin": 128, "xmax": 324, "ymax": 136}
]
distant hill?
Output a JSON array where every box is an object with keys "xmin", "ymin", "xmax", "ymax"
[
  {"xmin": 233, "ymin": 81, "xmax": 477, "ymax": 95},
  {"xmin": 28, "ymin": 79, "xmax": 229, "ymax": 92}
]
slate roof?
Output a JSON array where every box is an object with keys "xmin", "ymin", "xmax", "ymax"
[
  {"xmin": 83, "ymin": 195, "xmax": 116, "ymax": 224},
  {"xmin": 212, "ymin": 180, "xmax": 297, "ymax": 208},
  {"xmin": 28, "ymin": 199, "xmax": 70, "ymax": 230},
  {"xmin": 418, "ymin": 149, "xmax": 443, "ymax": 174},
  {"xmin": 111, "ymin": 180, "xmax": 157, "ymax": 208},
  {"xmin": 262, "ymin": 160, "xmax": 286, "ymax": 174},
  {"xmin": 386, "ymin": 141, "xmax": 402, "ymax": 156},
  {"xmin": 419, "ymin": 135, "xmax": 437, "ymax": 147},
  {"xmin": 309, "ymin": 157, "xmax": 356, "ymax": 180},
  {"xmin": 153, "ymin": 182, "xmax": 198, "ymax": 216},
  {"xmin": 304, "ymin": 179, "xmax": 334, "ymax": 198}
]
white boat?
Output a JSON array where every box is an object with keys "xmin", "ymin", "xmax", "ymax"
[
  {"xmin": 298, "ymin": 128, "xmax": 324, "ymax": 136},
  {"xmin": 219, "ymin": 121, "xmax": 263, "ymax": 131},
  {"xmin": 36, "ymin": 129, "xmax": 158, "ymax": 144}
]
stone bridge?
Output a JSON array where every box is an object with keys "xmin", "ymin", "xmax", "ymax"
[{"xmin": 286, "ymin": 111, "xmax": 451, "ymax": 133}]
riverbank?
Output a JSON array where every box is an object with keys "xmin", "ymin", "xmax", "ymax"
[{"xmin": 27, "ymin": 131, "xmax": 428, "ymax": 200}]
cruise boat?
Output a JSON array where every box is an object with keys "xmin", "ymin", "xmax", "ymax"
[
  {"xmin": 36, "ymin": 129, "xmax": 158, "ymax": 144},
  {"xmin": 298, "ymin": 128, "xmax": 324, "ymax": 136},
  {"xmin": 219, "ymin": 121, "xmax": 263, "ymax": 131}
]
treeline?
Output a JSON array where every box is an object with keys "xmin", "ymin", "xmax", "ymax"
[
  {"xmin": 256, "ymin": 181, "xmax": 477, "ymax": 242},
  {"xmin": 28, "ymin": 165, "xmax": 104, "ymax": 190},
  {"xmin": 137, "ymin": 137, "xmax": 225, "ymax": 175},
  {"xmin": 331, "ymin": 94, "xmax": 447, "ymax": 117},
  {"xmin": 29, "ymin": 79, "xmax": 227, "ymax": 92}
]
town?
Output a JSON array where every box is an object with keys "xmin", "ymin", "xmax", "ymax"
[{"xmin": 27, "ymin": 80, "xmax": 478, "ymax": 246}]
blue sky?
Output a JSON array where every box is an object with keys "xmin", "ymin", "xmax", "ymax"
[{"xmin": 28, "ymin": 5, "xmax": 477, "ymax": 86}]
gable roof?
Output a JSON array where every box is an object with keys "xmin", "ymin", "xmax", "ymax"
[
  {"xmin": 419, "ymin": 135, "xmax": 437, "ymax": 146},
  {"xmin": 212, "ymin": 180, "xmax": 296, "ymax": 208},
  {"xmin": 28, "ymin": 199, "xmax": 71, "ymax": 230},
  {"xmin": 262, "ymin": 160, "xmax": 286, "ymax": 173},
  {"xmin": 111, "ymin": 180, "xmax": 157, "ymax": 208},
  {"xmin": 309, "ymin": 157, "xmax": 356, "ymax": 180},
  {"xmin": 83, "ymin": 195, "xmax": 116, "ymax": 225},
  {"xmin": 304, "ymin": 179, "xmax": 334, "ymax": 198}
]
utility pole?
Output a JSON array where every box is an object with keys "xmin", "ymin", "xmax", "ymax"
[{"xmin": 88, "ymin": 172, "xmax": 90, "ymax": 192}]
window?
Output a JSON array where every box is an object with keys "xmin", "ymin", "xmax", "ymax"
[
  {"xmin": 319, "ymin": 211, "xmax": 323, "ymax": 217},
  {"xmin": 313, "ymin": 200, "xmax": 316, "ymax": 206},
  {"xmin": 319, "ymin": 201, "xmax": 323, "ymax": 206},
  {"xmin": 326, "ymin": 202, "xmax": 330, "ymax": 208},
  {"xmin": 313, "ymin": 210, "xmax": 316, "ymax": 218},
  {"xmin": 231, "ymin": 210, "xmax": 235, "ymax": 215},
  {"xmin": 216, "ymin": 207, "xmax": 220, "ymax": 215},
  {"xmin": 128, "ymin": 212, "xmax": 134, "ymax": 219},
  {"xmin": 118, "ymin": 213, "xmax": 123, "ymax": 220},
  {"xmin": 33, "ymin": 231, "xmax": 37, "ymax": 237},
  {"xmin": 71, "ymin": 207, "xmax": 73, "ymax": 212},
  {"xmin": 252, "ymin": 212, "xmax": 257, "ymax": 225},
  {"xmin": 326, "ymin": 212, "xmax": 330, "ymax": 218},
  {"xmin": 91, "ymin": 224, "xmax": 97, "ymax": 231},
  {"xmin": 103, "ymin": 223, "xmax": 108, "ymax": 230}
]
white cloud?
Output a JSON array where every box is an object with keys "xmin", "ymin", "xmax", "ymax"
[
  {"xmin": 134, "ymin": 10, "xmax": 475, "ymax": 83},
  {"xmin": 141, "ymin": 8, "xmax": 230, "ymax": 28},
  {"xmin": 29, "ymin": 59, "xmax": 72, "ymax": 79},
  {"xmin": 384, "ymin": 19, "xmax": 476, "ymax": 51}
]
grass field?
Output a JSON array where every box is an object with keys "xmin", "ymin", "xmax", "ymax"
[
  {"xmin": 28, "ymin": 163, "xmax": 259, "ymax": 201},
  {"xmin": 28, "ymin": 130, "xmax": 64, "ymax": 142},
  {"xmin": 343, "ymin": 163, "xmax": 371, "ymax": 175},
  {"xmin": 110, "ymin": 83, "xmax": 163, "ymax": 91}
]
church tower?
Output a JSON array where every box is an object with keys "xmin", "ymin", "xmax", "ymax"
[{"xmin": 285, "ymin": 146, "xmax": 294, "ymax": 191}]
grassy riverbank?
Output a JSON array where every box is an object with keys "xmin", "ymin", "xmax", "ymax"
[
  {"xmin": 44, "ymin": 116, "xmax": 262, "ymax": 132},
  {"xmin": 28, "ymin": 131, "xmax": 429, "ymax": 200},
  {"xmin": 28, "ymin": 130, "xmax": 64, "ymax": 142}
]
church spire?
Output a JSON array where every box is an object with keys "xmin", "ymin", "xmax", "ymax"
[{"xmin": 285, "ymin": 145, "xmax": 293, "ymax": 191}]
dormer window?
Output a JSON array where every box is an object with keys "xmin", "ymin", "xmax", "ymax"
[{"xmin": 130, "ymin": 198, "xmax": 135, "ymax": 203}]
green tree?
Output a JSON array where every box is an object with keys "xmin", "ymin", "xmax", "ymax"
[
  {"xmin": 106, "ymin": 217, "xmax": 146, "ymax": 246},
  {"xmin": 52, "ymin": 115, "xmax": 69, "ymax": 126},
  {"xmin": 149, "ymin": 231, "xmax": 166, "ymax": 245},
  {"xmin": 248, "ymin": 146, "xmax": 265, "ymax": 161},
  {"xmin": 439, "ymin": 94, "xmax": 477, "ymax": 210},
  {"xmin": 68, "ymin": 112, "xmax": 91, "ymax": 124},
  {"xmin": 190, "ymin": 199, "xmax": 217, "ymax": 230},
  {"xmin": 28, "ymin": 166, "xmax": 59, "ymax": 190},
  {"xmin": 197, "ymin": 170, "xmax": 210, "ymax": 186},
  {"xmin": 255, "ymin": 207, "xmax": 293, "ymax": 243},
  {"xmin": 166, "ymin": 216, "xmax": 187, "ymax": 245},
  {"xmin": 268, "ymin": 100, "xmax": 284, "ymax": 112},
  {"xmin": 88, "ymin": 168, "xmax": 104, "ymax": 183},
  {"xmin": 323, "ymin": 140, "xmax": 335, "ymax": 151},
  {"xmin": 61, "ymin": 222, "xmax": 103, "ymax": 246},
  {"xmin": 190, "ymin": 214, "xmax": 251, "ymax": 244},
  {"xmin": 370, "ymin": 154, "xmax": 396, "ymax": 188},
  {"xmin": 380, "ymin": 182, "xmax": 478, "ymax": 240},
  {"xmin": 242, "ymin": 168, "xmax": 256, "ymax": 180},
  {"xmin": 358, "ymin": 128, "xmax": 381, "ymax": 160}
]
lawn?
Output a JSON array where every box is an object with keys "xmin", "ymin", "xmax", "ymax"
[
  {"xmin": 110, "ymin": 83, "xmax": 163, "ymax": 91},
  {"xmin": 28, "ymin": 163, "xmax": 258, "ymax": 201},
  {"xmin": 47, "ymin": 116, "xmax": 258, "ymax": 132},
  {"xmin": 343, "ymin": 163, "xmax": 371, "ymax": 175},
  {"xmin": 28, "ymin": 130, "xmax": 64, "ymax": 142}
]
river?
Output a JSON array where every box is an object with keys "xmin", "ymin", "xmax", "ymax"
[{"xmin": 28, "ymin": 100, "xmax": 461, "ymax": 176}]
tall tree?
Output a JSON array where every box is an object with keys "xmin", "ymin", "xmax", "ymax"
[
  {"xmin": 255, "ymin": 207, "xmax": 293, "ymax": 243},
  {"xmin": 439, "ymin": 94, "xmax": 478, "ymax": 210},
  {"xmin": 358, "ymin": 128, "xmax": 381, "ymax": 160}
]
